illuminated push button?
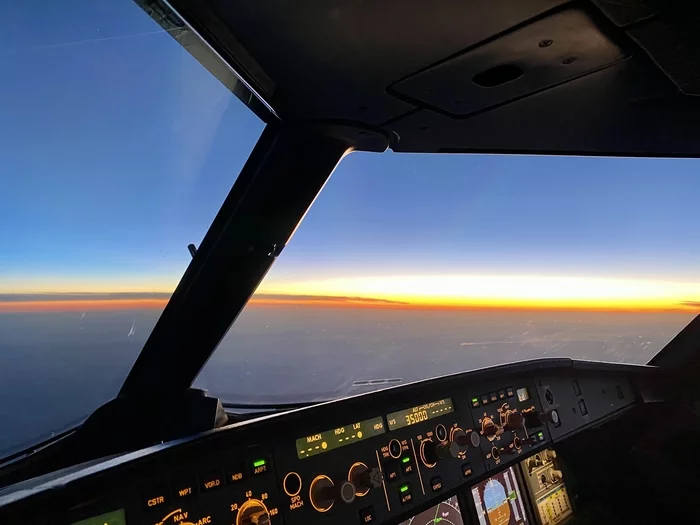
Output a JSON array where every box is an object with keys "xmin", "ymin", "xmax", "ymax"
[
  {"xmin": 251, "ymin": 458, "xmax": 269, "ymax": 476},
  {"xmin": 398, "ymin": 484, "xmax": 413, "ymax": 505},
  {"xmin": 401, "ymin": 456, "xmax": 415, "ymax": 475},
  {"xmin": 359, "ymin": 505, "xmax": 375, "ymax": 524},
  {"xmin": 430, "ymin": 476, "xmax": 443, "ymax": 492},
  {"xmin": 384, "ymin": 461, "xmax": 400, "ymax": 483},
  {"xmin": 489, "ymin": 392, "xmax": 498, "ymax": 403},
  {"xmin": 142, "ymin": 486, "xmax": 168, "ymax": 510},
  {"xmin": 173, "ymin": 478, "xmax": 196, "ymax": 499},
  {"xmin": 227, "ymin": 464, "xmax": 245, "ymax": 484},
  {"xmin": 200, "ymin": 471, "xmax": 224, "ymax": 492},
  {"xmin": 480, "ymin": 394, "xmax": 489, "ymax": 405},
  {"xmin": 283, "ymin": 472, "xmax": 303, "ymax": 497}
]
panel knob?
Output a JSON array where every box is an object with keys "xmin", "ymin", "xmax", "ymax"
[
  {"xmin": 309, "ymin": 475, "xmax": 335, "ymax": 512},
  {"xmin": 542, "ymin": 409, "xmax": 560, "ymax": 425},
  {"xmin": 348, "ymin": 462, "xmax": 371, "ymax": 496},
  {"xmin": 503, "ymin": 410, "xmax": 524, "ymax": 431},
  {"xmin": 310, "ymin": 475, "xmax": 356, "ymax": 511},
  {"xmin": 523, "ymin": 408, "xmax": 541, "ymax": 427},
  {"xmin": 452, "ymin": 429, "xmax": 470, "ymax": 447},
  {"xmin": 482, "ymin": 417, "xmax": 500, "ymax": 437}
]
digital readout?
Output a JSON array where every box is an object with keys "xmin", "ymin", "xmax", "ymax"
[
  {"xmin": 386, "ymin": 398, "xmax": 454, "ymax": 430},
  {"xmin": 296, "ymin": 416, "xmax": 386, "ymax": 459}
]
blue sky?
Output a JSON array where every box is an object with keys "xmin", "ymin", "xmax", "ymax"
[{"xmin": 2, "ymin": 0, "xmax": 700, "ymax": 298}]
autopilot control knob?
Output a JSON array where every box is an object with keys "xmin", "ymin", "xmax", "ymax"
[
  {"xmin": 523, "ymin": 409, "xmax": 542, "ymax": 428},
  {"xmin": 482, "ymin": 417, "xmax": 500, "ymax": 437},
  {"xmin": 453, "ymin": 430, "xmax": 470, "ymax": 447},
  {"xmin": 421, "ymin": 439, "xmax": 450, "ymax": 466},
  {"xmin": 503, "ymin": 411, "xmax": 524, "ymax": 431},
  {"xmin": 310, "ymin": 475, "xmax": 356, "ymax": 512},
  {"xmin": 348, "ymin": 462, "xmax": 371, "ymax": 497}
]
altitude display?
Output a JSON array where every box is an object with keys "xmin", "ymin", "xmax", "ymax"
[
  {"xmin": 70, "ymin": 509, "xmax": 126, "ymax": 525},
  {"xmin": 471, "ymin": 467, "xmax": 528, "ymax": 525},
  {"xmin": 296, "ymin": 416, "xmax": 385, "ymax": 459},
  {"xmin": 399, "ymin": 496, "xmax": 464, "ymax": 525},
  {"xmin": 387, "ymin": 398, "xmax": 454, "ymax": 431}
]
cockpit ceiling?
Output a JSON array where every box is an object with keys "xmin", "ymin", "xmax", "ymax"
[{"xmin": 169, "ymin": 0, "xmax": 700, "ymax": 155}]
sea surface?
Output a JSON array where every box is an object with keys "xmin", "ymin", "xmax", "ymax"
[{"xmin": 0, "ymin": 306, "xmax": 693, "ymax": 456}]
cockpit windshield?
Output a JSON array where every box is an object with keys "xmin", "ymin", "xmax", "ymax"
[
  {"xmin": 195, "ymin": 154, "xmax": 699, "ymax": 403},
  {"xmin": 2, "ymin": 0, "xmax": 699, "ymax": 460},
  {"xmin": 0, "ymin": 0, "xmax": 263, "ymax": 456}
]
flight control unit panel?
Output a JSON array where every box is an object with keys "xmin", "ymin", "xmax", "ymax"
[{"xmin": 0, "ymin": 360, "xmax": 641, "ymax": 525}]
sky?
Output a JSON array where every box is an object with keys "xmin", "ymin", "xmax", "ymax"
[{"xmin": 3, "ymin": 1, "xmax": 700, "ymax": 313}]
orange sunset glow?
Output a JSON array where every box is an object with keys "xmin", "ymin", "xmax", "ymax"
[{"xmin": 2, "ymin": 274, "xmax": 700, "ymax": 313}]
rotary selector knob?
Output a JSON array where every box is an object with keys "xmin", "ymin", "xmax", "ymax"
[
  {"xmin": 543, "ymin": 409, "xmax": 560, "ymax": 426},
  {"xmin": 504, "ymin": 410, "xmax": 524, "ymax": 431},
  {"xmin": 348, "ymin": 462, "xmax": 371, "ymax": 497},
  {"xmin": 421, "ymin": 438, "xmax": 450, "ymax": 466},
  {"xmin": 236, "ymin": 499, "xmax": 271, "ymax": 525},
  {"xmin": 310, "ymin": 476, "xmax": 356, "ymax": 512},
  {"xmin": 482, "ymin": 417, "xmax": 500, "ymax": 437}
]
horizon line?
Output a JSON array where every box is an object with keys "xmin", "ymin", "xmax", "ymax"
[{"xmin": 0, "ymin": 292, "xmax": 698, "ymax": 313}]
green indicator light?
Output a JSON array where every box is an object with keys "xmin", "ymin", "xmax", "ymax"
[
  {"xmin": 402, "ymin": 456, "xmax": 410, "ymax": 464},
  {"xmin": 253, "ymin": 459, "xmax": 266, "ymax": 468},
  {"xmin": 400, "ymin": 484, "xmax": 409, "ymax": 493},
  {"xmin": 471, "ymin": 397, "xmax": 478, "ymax": 403},
  {"xmin": 537, "ymin": 432, "xmax": 544, "ymax": 437}
]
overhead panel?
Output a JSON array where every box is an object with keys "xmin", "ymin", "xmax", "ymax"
[{"xmin": 392, "ymin": 8, "xmax": 630, "ymax": 117}]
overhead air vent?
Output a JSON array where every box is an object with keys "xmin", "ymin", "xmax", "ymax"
[
  {"xmin": 391, "ymin": 8, "xmax": 629, "ymax": 117},
  {"xmin": 472, "ymin": 64, "xmax": 524, "ymax": 87}
]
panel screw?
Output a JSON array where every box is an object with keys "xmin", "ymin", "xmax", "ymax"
[
  {"xmin": 538, "ymin": 39, "xmax": 553, "ymax": 48},
  {"xmin": 562, "ymin": 56, "xmax": 577, "ymax": 65}
]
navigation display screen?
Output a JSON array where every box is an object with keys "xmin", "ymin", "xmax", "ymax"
[
  {"xmin": 70, "ymin": 509, "xmax": 126, "ymax": 525},
  {"xmin": 471, "ymin": 467, "xmax": 528, "ymax": 525},
  {"xmin": 295, "ymin": 416, "xmax": 386, "ymax": 459},
  {"xmin": 387, "ymin": 398, "xmax": 454, "ymax": 430},
  {"xmin": 399, "ymin": 495, "xmax": 464, "ymax": 525}
]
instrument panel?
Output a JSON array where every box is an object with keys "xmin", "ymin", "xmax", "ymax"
[{"xmin": 0, "ymin": 359, "xmax": 645, "ymax": 525}]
